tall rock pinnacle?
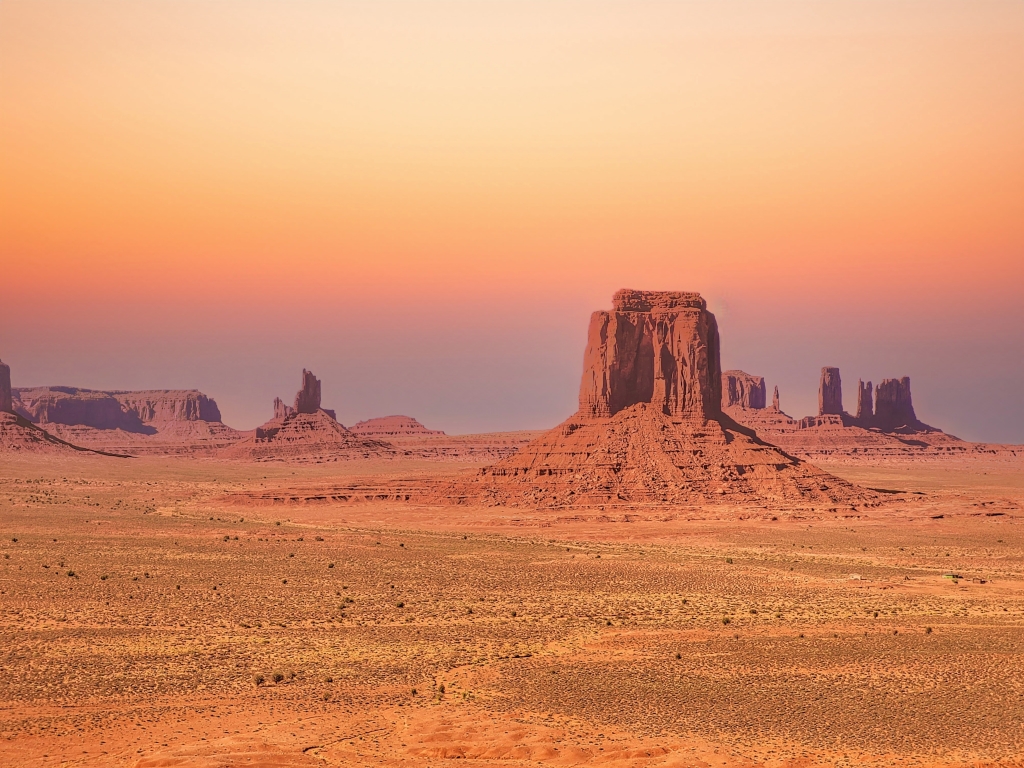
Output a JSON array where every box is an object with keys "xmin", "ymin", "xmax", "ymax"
[
  {"xmin": 855, "ymin": 379, "xmax": 873, "ymax": 421},
  {"xmin": 293, "ymin": 369, "xmax": 322, "ymax": 415},
  {"xmin": 818, "ymin": 367, "xmax": 843, "ymax": 416},
  {"xmin": 0, "ymin": 359, "xmax": 11, "ymax": 413}
]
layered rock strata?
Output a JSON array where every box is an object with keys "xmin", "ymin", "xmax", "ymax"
[{"xmin": 443, "ymin": 290, "xmax": 872, "ymax": 508}]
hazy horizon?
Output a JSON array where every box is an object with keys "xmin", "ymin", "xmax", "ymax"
[{"xmin": 2, "ymin": 1, "xmax": 1022, "ymax": 441}]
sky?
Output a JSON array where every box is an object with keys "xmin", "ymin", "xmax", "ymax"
[{"xmin": 1, "ymin": 1, "xmax": 1022, "ymax": 440}]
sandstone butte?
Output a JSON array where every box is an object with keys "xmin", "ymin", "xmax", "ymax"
[
  {"xmin": 0, "ymin": 359, "xmax": 129, "ymax": 456},
  {"xmin": 222, "ymin": 369, "xmax": 395, "ymax": 463},
  {"xmin": 349, "ymin": 415, "xmax": 445, "ymax": 439},
  {"xmin": 439, "ymin": 290, "xmax": 873, "ymax": 509},
  {"xmin": 9, "ymin": 385, "xmax": 241, "ymax": 456}
]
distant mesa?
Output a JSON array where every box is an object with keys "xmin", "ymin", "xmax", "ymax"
[
  {"xmin": 349, "ymin": 415, "xmax": 445, "ymax": 439},
  {"xmin": 0, "ymin": 358, "xmax": 127, "ymax": 456},
  {"xmin": 442, "ymin": 289, "xmax": 870, "ymax": 508},
  {"xmin": 223, "ymin": 369, "xmax": 394, "ymax": 463}
]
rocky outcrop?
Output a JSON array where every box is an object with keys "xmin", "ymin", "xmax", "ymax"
[
  {"xmin": 113, "ymin": 391, "xmax": 222, "ymax": 424},
  {"xmin": 855, "ymin": 379, "xmax": 873, "ymax": 421},
  {"xmin": 579, "ymin": 290, "xmax": 721, "ymax": 421},
  {"xmin": 274, "ymin": 397, "xmax": 295, "ymax": 420},
  {"xmin": 349, "ymin": 415, "xmax": 445, "ymax": 438},
  {"xmin": 0, "ymin": 359, "xmax": 11, "ymax": 413},
  {"xmin": 772, "ymin": 386, "xmax": 780, "ymax": 411},
  {"xmin": 441, "ymin": 290, "xmax": 873, "ymax": 509},
  {"xmin": 294, "ymin": 370, "xmax": 321, "ymax": 414},
  {"xmin": 722, "ymin": 370, "xmax": 766, "ymax": 409},
  {"xmin": 818, "ymin": 367, "xmax": 843, "ymax": 416},
  {"xmin": 10, "ymin": 386, "xmax": 240, "ymax": 455},
  {"xmin": 228, "ymin": 370, "xmax": 394, "ymax": 463},
  {"xmin": 874, "ymin": 377, "xmax": 920, "ymax": 432}
]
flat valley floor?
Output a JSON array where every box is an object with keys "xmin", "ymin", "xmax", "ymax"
[{"xmin": 1, "ymin": 455, "xmax": 1023, "ymax": 767}]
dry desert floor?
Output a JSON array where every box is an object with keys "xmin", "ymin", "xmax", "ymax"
[{"xmin": 1, "ymin": 454, "xmax": 1023, "ymax": 767}]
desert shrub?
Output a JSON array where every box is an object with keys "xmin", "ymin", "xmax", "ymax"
[
  {"xmin": 67, "ymin": 570, "xmax": 75, "ymax": 577},
  {"xmin": 725, "ymin": 558, "xmax": 733, "ymax": 564},
  {"xmin": 254, "ymin": 674, "xmax": 265, "ymax": 686},
  {"xmin": 315, "ymin": 536, "xmax": 324, "ymax": 541},
  {"xmin": 100, "ymin": 574, "xmax": 108, "ymax": 581},
  {"xmin": 272, "ymin": 671, "xmax": 284, "ymax": 683},
  {"xmin": 722, "ymin": 617, "xmax": 730, "ymax": 625},
  {"xmin": 675, "ymin": 652, "xmax": 681, "ymax": 659},
  {"xmin": 396, "ymin": 602, "xmax": 404, "ymax": 608},
  {"xmin": 926, "ymin": 627, "xmax": 933, "ymax": 634},
  {"xmin": 328, "ymin": 563, "xmax": 334, "ymax": 568}
]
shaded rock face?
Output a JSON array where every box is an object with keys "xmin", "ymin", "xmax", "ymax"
[
  {"xmin": 855, "ymin": 379, "xmax": 873, "ymax": 421},
  {"xmin": 294, "ymin": 370, "xmax": 321, "ymax": 415},
  {"xmin": 772, "ymin": 386, "xmax": 780, "ymax": 411},
  {"xmin": 12, "ymin": 388, "xmax": 223, "ymax": 433},
  {"xmin": 722, "ymin": 370, "xmax": 766, "ymax": 409},
  {"xmin": 0, "ymin": 359, "xmax": 11, "ymax": 413},
  {"xmin": 578, "ymin": 289, "xmax": 721, "ymax": 421},
  {"xmin": 818, "ymin": 367, "xmax": 843, "ymax": 416},
  {"xmin": 875, "ymin": 377, "xmax": 918, "ymax": 431},
  {"xmin": 273, "ymin": 397, "xmax": 295, "ymax": 420}
]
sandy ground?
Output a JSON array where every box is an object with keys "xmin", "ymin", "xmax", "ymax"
[{"xmin": 1, "ymin": 454, "xmax": 1023, "ymax": 767}]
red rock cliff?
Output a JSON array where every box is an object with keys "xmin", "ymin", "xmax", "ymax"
[
  {"xmin": 293, "ymin": 370, "xmax": 322, "ymax": 415},
  {"xmin": 578, "ymin": 289, "xmax": 721, "ymax": 421},
  {"xmin": 722, "ymin": 370, "xmax": 766, "ymax": 409},
  {"xmin": 874, "ymin": 377, "xmax": 918, "ymax": 431}
]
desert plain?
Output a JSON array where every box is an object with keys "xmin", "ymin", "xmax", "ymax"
[{"xmin": 2, "ymin": 451, "xmax": 1023, "ymax": 768}]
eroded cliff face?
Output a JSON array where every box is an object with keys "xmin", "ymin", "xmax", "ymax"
[
  {"xmin": 13, "ymin": 388, "xmax": 225, "ymax": 431},
  {"xmin": 0, "ymin": 360, "xmax": 11, "ymax": 414},
  {"xmin": 578, "ymin": 289, "xmax": 721, "ymax": 421},
  {"xmin": 855, "ymin": 379, "xmax": 873, "ymax": 421},
  {"xmin": 722, "ymin": 370, "xmax": 766, "ymax": 410}
]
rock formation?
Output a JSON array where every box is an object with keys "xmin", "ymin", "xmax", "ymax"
[
  {"xmin": 874, "ymin": 377, "xmax": 921, "ymax": 432},
  {"xmin": 225, "ymin": 370, "xmax": 395, "ymax": 463},
  {"xmin": 579, "ymin": 290, "xmax": 721, "ymax": 420},
  {"xmin": 772, "ymin": 385, "xmax": 780, "ymax": 411},
  {"xmin": 273, "ymin": 397, "xmax": 295, "ymax": 420},
  {"xmin": 722, "ymin": 370, "xmax": 766, "ymax": 410},
  {"xmin": 855, "ymin": 379, "xmax": 873, "ymax": 421},
  {"xmin": 0, "ymin": 359, "xmax": 11, "ymax": 413},
  {"xmin": 10, "ymin": 386, "xmax": 240, "ymax": 455},
  {"xmin": 349, "ymin": 415, "xmax": 445, "ymax": 438},
  {"xmin": 818, "ymin": 367, "xmax": 843, "ymax": 416},
  {"xmin": 444, "ymin": 290, "xmax": 872, "ymax": 508},
  {"xmin": 294, "ymin": 370, "xmax": 321, "ymax": 414}
]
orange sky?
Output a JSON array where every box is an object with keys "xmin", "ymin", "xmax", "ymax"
[{"xmin": 2, "ymin": 1, "xmax": 1023, "ymax": 438}]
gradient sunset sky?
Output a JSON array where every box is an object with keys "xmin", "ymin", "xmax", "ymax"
[{"xmin": 2, "ymin": 1, "xmax": 1022, "ymax": 440}]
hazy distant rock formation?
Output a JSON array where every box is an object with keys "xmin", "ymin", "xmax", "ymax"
[
  {"xmin": 442, "ymin": 290, "xmax": 871, "ymax": 508},
  {"xmin": 349, "ymin": 415, "xmax": 445, "ymax": 439},
  {"xmin": 722, "ymin": 370, "xmax": 766, "ymax": 410},
  {"xmin": 719, "ymin": 367, "xmax": 998, "ymax": 462},
  {"xmin": 818, "ymin": 367, "xmax": 843, "ymax": 416},
  {"xmin": 273, "ymin": 397, "xmax": 295, "ymax": 420},
  {"xmin": 294, "ymin": 369, "xmax": 321, "ymax": 414},
  {"xmin": 874, "ymin": 377, "xmax": 921, "ymax": 432},
  {"xmin": 225, "ymin": 370, "xmax": 395, "ymax": 463},
  {"xmin": 10, "ymin": 386, "xmax": 240, "ymax": 455},
  {"xmin": 855, "ymin": 379, "xmax": 873, "ymax": 421},
  {"xmin": 772, "ymin": 385, "xmax": 780, "ymax": 411},
  {"xmin": 0, "ymin": 359, "xmax": 11, "ymax": 413},
  {"xmin": 0, "ymin": 360, "xmax": 124, "ymax": 456}
]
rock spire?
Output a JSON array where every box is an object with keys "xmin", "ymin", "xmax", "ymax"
[
  {"xmin": 0, "ymin": 359, "xmax": 11, "ymax": 413},
  {"xmin": 855, "ymin": 379, "xmax": 873, "ymax": 421},
  {"xmin": 294, "ymin": 370, "xmax": 322, "ymax": 415},
  {"xmin": 818, "ymin": 367, "xmax": 843, "ymax": 416}
]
